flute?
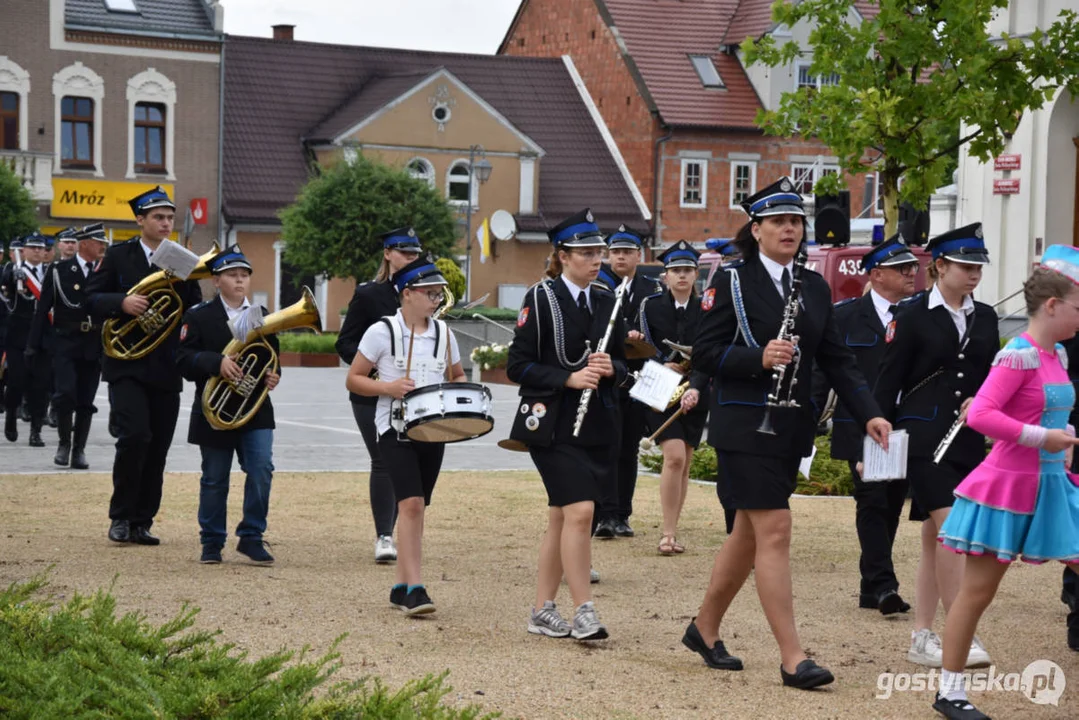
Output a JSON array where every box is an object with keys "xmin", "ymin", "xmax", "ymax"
[
  {"xmin": 932, "ymin": 415, "xmax": 964, "ymax": 465},
  {"xmin": 572, "ymin": 275, "xmax": 631, "ymax": 438}
]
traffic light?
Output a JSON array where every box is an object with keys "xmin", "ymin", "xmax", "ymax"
[
  {"xmin": 814, "ymin": 191, "xmax": 850, "ymax": 245},
  {"xmin": 899, "ymin": 202, "xmax": 930, "ymax": 246}
]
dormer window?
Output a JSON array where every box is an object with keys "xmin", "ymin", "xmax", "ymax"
[
  {"xmin": 689, "ymin": 55, "xmax": 725, "ymax": 89},
  {"xmin": 104, "ymin": 0, "xmax": 139, "ymax": 12}
]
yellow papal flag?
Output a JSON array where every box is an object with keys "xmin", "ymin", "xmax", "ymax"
[{"xmin": 477, "ymin": 217, "xmax": 491, "ymax": 264}]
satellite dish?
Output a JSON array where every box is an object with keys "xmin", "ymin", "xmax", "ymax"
[{"xmin": 490, "ymin": 209, "xmax": 516, "ymax": 241}]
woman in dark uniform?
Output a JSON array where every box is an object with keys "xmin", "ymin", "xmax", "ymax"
[
  {"xmin": 637, "ymin": 240, "xmax": 709, "ymax": 555},
  {"xmin": 873, "ymin": 223, "xmax": 999, "ymax": 669},
  {"xmin": 506, "ymin": 208, "xmax": 628, "ymax": 642},
  {"xmin": 686, "ymin": 178, "xmax": 891, "ymax": 688},
  {"xmin": 335, "ymin": 228, "xmax": 421, "ymax": 564}
]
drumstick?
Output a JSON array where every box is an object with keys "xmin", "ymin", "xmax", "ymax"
[
  {"xmin": 639, "ymin": 408, "xmax": 685, "ymax": 451},
  {"xmin": 445, "ymin": 326, "xmax": 453, "ymax": 381},
  {"xmin": 405, "ymin": 324, "xmax": 417, "ymax": 380}
]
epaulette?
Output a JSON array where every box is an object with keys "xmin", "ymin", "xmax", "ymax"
[
  {"xmin": 897, "ymin": 290, "xmax": 925, "ymax": 307},
  {"xmin": 834, "ymin": 297, "xmax": 858, "ymax": 309},
  {"xmin": 528, "ymin": 277, "xmax": 554, "ymax": 292},
  {"xmin": 643, "ymin": 290, "xmax": 663, "ymax": 301},
  {"xmin": 592, "ymin": 282, "xmax": 614, "ymax": 296},
  {"xmin": 722, "ymin": 259, "xmax": 746, "ymax": 270},
  {"xmin": 114, "ymin": 237, "xmax": 139, "ymax": 247},
  {"xmin": 187, "ymin": 299, "xmax": 213, "ymax": 313},
  {"xmin": 992, "ymin": 336, "xmax": 1040, "ymax": 370}
]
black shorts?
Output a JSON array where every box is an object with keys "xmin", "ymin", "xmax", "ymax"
[
  {"xmin": 907, "ymin": 456, "xmax": 970, "ymax": 521},
  {"xmin": 715, "ymin": 450, "xmax": 801, "ymax": 533},
  {"xmin": 646, "ymin": 403, "xmax": 707, "ymax": 447},
  {"xmin": 378, "ymin": 430, "xmax": 445, "ymax": 505},
  {"xmin": 529, "ymin": 443, "xmax": 611, "ymax": 507}
]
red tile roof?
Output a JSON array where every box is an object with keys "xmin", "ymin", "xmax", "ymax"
[
  {"xmin": 601, "ymin": 0, "xmax": 762, "ymax": 128},
  {"xmin": 725, "ymin": 0, "xmax": 880, "ymax": 44},
  {"xmin": 223, "ymin": 36, "xmax": 646, "ymax": 231}
]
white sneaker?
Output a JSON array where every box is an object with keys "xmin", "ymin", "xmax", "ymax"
[
  {"xmin": 374, "ymin": 535, "xmax": 397, "ymax": 564},
  {"xmin": 908, "ymin": 628, "xmax": 943, "ymax": 667},
  {"xmin": 966, "ymin": 635, "xmax": 991, "ymax": 668}
]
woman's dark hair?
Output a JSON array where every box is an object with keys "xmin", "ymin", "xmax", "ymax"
[
  {"xmin": 1024, "ymin": 265, "xmax": 1076, "ymax": 315},
  {"xmin": 732, "ymin": 216, "xmax": 809, "ymax": 261}
]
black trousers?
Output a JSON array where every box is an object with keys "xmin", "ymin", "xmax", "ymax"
[
  {"xmin": 4, "ymin": 349, "xmax": 50, "ymax": 422},
  {"xmin": 850, "ymin": 461, "xmax": 908, "ymax": 597},
  {"xmin": 108, "ymin": 378, "xmax": 180, "ymax": 527},
  {"xmin": 598, "ymin": 396, "xmax": 646, "ymax": 522},
  {"xmin": 351, "ymin": 401, "xmax": 397, "ymax": 537},
  {"xmin": 52, "ymin": 348, "xmax": 101, "ymax": 415}
]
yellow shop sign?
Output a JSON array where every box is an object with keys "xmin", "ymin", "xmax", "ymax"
[{"xmin": 51, "ymin": 179, "xmax": 175, "ymax": 220}]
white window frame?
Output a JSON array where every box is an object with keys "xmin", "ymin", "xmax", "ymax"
[
  {"xmin": 874, "ymin": 172, "xmax": 906, "ymax": 215},
  {"xmin": 680, "ymin": 158, "xmax": 707, "ymax": 209},
  {"xmin": 406, "ymin": 156, "xmax": 435, "ymax": 188},
  {"xmin": 729, "ymin": 161, "xmax": 757, "ymax": 209},
  {"xmin": 790, "ymin": 162, "xmax": 839, "ymax": 196},
  {"xmin": 125, "ymin": 68, "xmax": 176, "ymax": 180},
  {"xmin": 53, "ymin": 62, "xmax": 105, "ymax": 176},
  {"xmin": 0, "ymin": 56, "xmax": 30, "ymax": 151},
  {"xmin": 794, "ymin": 61, "xmax": 840, "ymax": 91},
  {"xmin": 446, "ymin": 159, "xmax": 476, "ymax": 207}
]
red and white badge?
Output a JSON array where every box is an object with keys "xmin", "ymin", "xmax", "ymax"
[
  {"xmin": 701, "ymin": 288, "xmax": 716, "ymax": 312},
  {"xmin": 517, "ymin": 306, "xmax": 530, "ymax": 327},
  {"xmin": 180, "ymin": 323, "xmax": 189, "ymax": 341},
  {"xmin": 885, "ymin": 320, "xmax": 896, "ymax": 343}
]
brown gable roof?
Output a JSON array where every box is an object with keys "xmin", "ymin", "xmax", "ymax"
[
  {"xmin": 725, "ymin": 0, "xmax": 881, "ymax": 43},
  {"xmin": 222, "ymin": 36, "xmax": 647, "ymax": 231}
]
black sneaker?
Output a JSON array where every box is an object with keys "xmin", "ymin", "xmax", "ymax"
[
  {"xmin": 593, "ymin": 518, "xmax": 616, "ymax": 539},
  {"xmin": 390, "ymin": 585, "xmax": 408, "ymax": 610},
  {"xmin": 932, "ymin": 693, "xmax": 990, "ymax": 719},
  {"xmin": 200, "ymin": 546, "xmax": 223, "ymax": 564},
  {"xmin": 402, "ymin": 586, "xmax": 435, "ymax": 616},
  {"xmin": 613, "ymin": 519, "xmax": 635, "ymax": 537},
  {"xmin": 236, "ymin": 538, "xmax": 274, "ymax": 566}
]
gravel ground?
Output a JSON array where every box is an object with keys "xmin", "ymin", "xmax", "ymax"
[{"xmin": 0, "ymin": 469, "xmax": 1075, "ymax": 719}]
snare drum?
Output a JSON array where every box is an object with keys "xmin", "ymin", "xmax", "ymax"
[{"xmin": 394, "ymin": 382, "xmax": 494, "ymax": 443}]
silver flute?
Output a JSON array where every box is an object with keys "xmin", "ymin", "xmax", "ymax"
[
  {"xmin": 572, "ymin": 275, "xmax": 631, "ymax": 438},
  {"xmin": 932, "ymin": 415, "xmax": 965, "ymax": 464}
]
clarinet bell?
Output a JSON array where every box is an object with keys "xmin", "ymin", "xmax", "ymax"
[{"xmin": 756, "ymin": 408, "xmax": 777, "ymax": 435}]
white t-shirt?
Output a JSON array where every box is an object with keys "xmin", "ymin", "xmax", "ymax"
[{"xmin": 357, "ymin": 309, "xmax": 462, "ymax": 435}]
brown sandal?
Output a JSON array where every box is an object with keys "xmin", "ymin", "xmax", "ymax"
[
  {"xmin": 658, "ymin": 534, "xmax": 677, "ymax": 556},
  {"xmin": 671, "ymin": 538, "xmax": 686, "ymax": 553}
]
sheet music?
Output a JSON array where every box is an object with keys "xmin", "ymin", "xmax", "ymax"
[
  {"xmin": 862, "ymin": 430, "xmax": 908, "ymax": 482},
  {"xmin": 227, "ymin": 305, "xmax": 265, "ymax": 342},
  {"xmin": 629, "ymin": 360, "xmax": 683, "ymax": 411},
  {"xmin": 150, "ymin": 240, "xmax": 200, "ymax": 279},
  {"xmin": 798, "ymin": 444, "xmax": 817, "ymax": 481}
]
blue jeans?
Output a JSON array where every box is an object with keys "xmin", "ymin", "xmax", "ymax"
[{"xmin": 198, "ymin": 429, "xmax": 274, "ymax": 548}]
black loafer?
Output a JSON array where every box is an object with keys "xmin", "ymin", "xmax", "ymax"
[
  {"xmin": 681, "ymin": 620, "xmax": 743, "ymax": 670},
  {"xmin": 878, "ymin": 589, "xmax": 911, "ymax": 616},
  {"xmin": 780, "ymin": 659, "xmax": 834, "ymax": 689},
  {"xmin": 932, "ymin": 694, "xmax": 990, "ymax": 719},
  {"xmin": 592, "ymin": 518, "xmax": 616, "ymax": 539},
  {"xmin": 613, "ymin": 520, "xmax": 635, "ymax": 537},
  {"xmin": 108, "ymin": 519, "xmax": 130, "ymax": 543},
  {"xmin": 130, "ymin": 526, "xmax": 160, "ymax": 546}
]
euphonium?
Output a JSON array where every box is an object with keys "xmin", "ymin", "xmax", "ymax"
[
  {"xmin": 102, "ymin": 242, "xmax": 221, "ymax": 360},
  {"xmin": 202, "ymin": 286, "xmax": 323, "ymax": 431}
]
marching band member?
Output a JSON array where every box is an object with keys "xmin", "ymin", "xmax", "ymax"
[
  {"xmin": 85, "ymin": 186, "xmax": 203, "ymax": 546},
  {"xmin": 2, "ymin": 232, "xmax": 50, "ymax": 447},
  {"xmin": 873, "ymin": 223, "xmax": 999, "ymax": 670},
  {"xmin": 337, "ymin": 228, "xmax": 423, "ymax": 564},
  {"xmin": 346, "ymin": 257, "xmax": 464, "ymax": 616},
  {"xmin": 687, "ymin": 178, "xmax": 890, "ymax": 687},
  {"xmin": 176, "ymin": 247, "xmax": 280, "ymax": 566},
  {"xmin": 55, "ymin": 227, "xmax": 79, "ymax": 261},
  {"xmin": 507, "ymin": 208, "xmax": 628, "ymax": 641},
  {"xmin": 26, "ymin": 223, "xmax": 109, "ymax": 468},
  {"xmin": 811, "ymin": 234, "xmax": 920, "ymax": 615},
  {"xmin": 705, "ymin": 237, "xmax": 741, "ymax": 266},
  {"xmin": 595, "ymin": 224, "xmax": 661, "ymax": 539},
  {"xmin": 636, "ymin": 240, "xmax": 709, "ymax": 555},
  {"xmin": 932, "ymin": 247, "xmax": 1079, "ymax": 720}
]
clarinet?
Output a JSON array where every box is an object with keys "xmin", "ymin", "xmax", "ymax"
[
  {"xmin": 572, "ymin": 275, "xmax": 631, "ymax": 438},
  {"xmin": 757, "ymin": 248, "xmax": 807, "ymax": 435}
]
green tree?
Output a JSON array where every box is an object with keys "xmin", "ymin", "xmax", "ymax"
[
  {"xmin": 280, "ymin": 153, "xmax": 458, "ymax": 282},
  {"xmin": 744, "ymin": 1, "xmax": 1079, "ymax": 236},
  {"xmin": 0, "ymin": 162, "xmax": 38, "ymax": 246}
]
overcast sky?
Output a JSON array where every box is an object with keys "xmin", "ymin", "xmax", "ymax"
[{"xmin": 222, "ymin": 0, "xmax": 522, "ymax": 54}]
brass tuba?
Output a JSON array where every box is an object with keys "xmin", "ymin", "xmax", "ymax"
[
  {"xmin": 202, "ymin": 286, "xmax": 322, "ymax": 431},
  {"xmin": 102, "ymin": 242, "xmax": 221, "ymax": 360}
]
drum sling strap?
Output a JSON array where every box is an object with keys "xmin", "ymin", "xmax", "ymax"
[{"xmin": 380, "ymin": 315, "xmax": 448, "ymax": 437}]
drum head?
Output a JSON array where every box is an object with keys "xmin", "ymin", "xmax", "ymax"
[
  {"xmin": 625, "ymin": 337, "xmax": 658, "ymax": 360},
  {"xmin": 405, "ymin": 414, "xmax": 494, "ymax": 444}
]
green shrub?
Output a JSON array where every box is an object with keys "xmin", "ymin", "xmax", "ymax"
[
  {"xmin": 457, "ymin": 306, "xmax": 519, "ymax": 321},
  {"xmin": 435, "ymin": 258, "xmax": 466, "ymax": 302},
  {"xmin": 279, "ymin": 332, "xmax": 339, "ymax": 354},
  {"xmin": 641, "ymin": 433, "xmax": 853, "ymax": 496},
  {"xmin": 0, "ymin": 575, "xmax": 497, "ymax": 720},
  {"xmin": 470, "ymin": 343, "xmax": 509, "ymax": 370}
]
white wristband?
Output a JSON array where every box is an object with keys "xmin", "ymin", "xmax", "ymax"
[{"xmin": 1018, "ymin": 424, "xmax": 1048, "ymax": 448}]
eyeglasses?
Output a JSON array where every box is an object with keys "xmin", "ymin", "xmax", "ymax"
[
  {"xmin": 1057, "ymin": 299, "xmax": 1079, "ymax": 313},
  {"xmin": 422, "ymin": 290, "xmax": 445, "ymax": 303},
  {"xmin": 883, "ymin": 263, "xmax": 919, "ymax": 276}
]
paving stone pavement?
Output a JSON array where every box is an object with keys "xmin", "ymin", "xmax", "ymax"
[{"xmin": 0, "ymin": 368, "xmax": 536, "ymax": 474}]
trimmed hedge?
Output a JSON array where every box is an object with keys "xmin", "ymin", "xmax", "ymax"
[{"xmin": 279, "ymin": 331, "xmax": 339, "ymax": 354}]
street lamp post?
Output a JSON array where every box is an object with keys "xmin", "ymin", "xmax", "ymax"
[{"xmin": 463, "ymin": 144, "xmax": 493, "ymax": 303}]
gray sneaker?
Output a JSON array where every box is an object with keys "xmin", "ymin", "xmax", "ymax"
[
  {"xmin": 590, "ymin": 567, "xmax": 600, "ymax": 584},
  {"xmin": 571, "ymin": 601, "xmax": 608, "ymax": 641},
  {"xmin": 528, "ymin": 601, "xmax": 571, "ymax": 638}
]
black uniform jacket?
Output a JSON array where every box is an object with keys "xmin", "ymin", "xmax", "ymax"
[
  {"xmin": 336, "ymin": 279, "xmax": 398, "ymax": 405},
  {"xmin": 84, "ymin": 238, "xmax": 202, "ymax": 392},
  {"xmin": 873, "ymin": 292, "xmax": 999, "ymax": 466},
  {"xmin": 0, "ymin": 262, "xmax": 43, "ymax": 350},
  {"xmin": 693, "ymin": 255, "xmax": 881, "ymax": 459},
  {"xmin": 810, "ymin": 293, "xmax": 890, "ymax": 462},
  {"xmin": 175, "ymin": 297, "xmax": 278, "ymax": 448},
  {"xmin": 27, "ymin": 257, "xmax": 102, "ymax": 361},
  {"xmin": 638, "ymin": 289, "xmax": 709, "ymax": 394},
  {"xmin": 507, "ymin": 276, "xmax": 628, "ymax": 447}
]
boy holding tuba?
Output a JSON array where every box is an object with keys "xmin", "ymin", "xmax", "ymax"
[{"xmin": 176, "ymin": 247, "xmax": 280, "ymax": 566}]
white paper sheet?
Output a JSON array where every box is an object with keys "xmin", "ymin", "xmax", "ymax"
[
  {"xmin": 798, "ymin": 444, "xmax": 817, "ymax": 481},
  {"xmin": 629, "ymin": 360, "xmax": 683, "ymax": 411},
  {"xmin": 862, "ymin": 430, "xmax": 909, "ymax": 482},
  {"xmin": 149, "ymin": 239, "xmax": 199, "ymax": 279},
  {"xmin": 227, "ymin": 305, "xmax": 265, "ymax": 342}
]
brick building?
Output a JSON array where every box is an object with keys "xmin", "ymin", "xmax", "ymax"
[
  {"xmin": 0, "ymin": 0, "xmax": 222, "ymax": 247},
  {"xmin": 499, "ymin": 0, "xmax": 885, "ymax": 247}
]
